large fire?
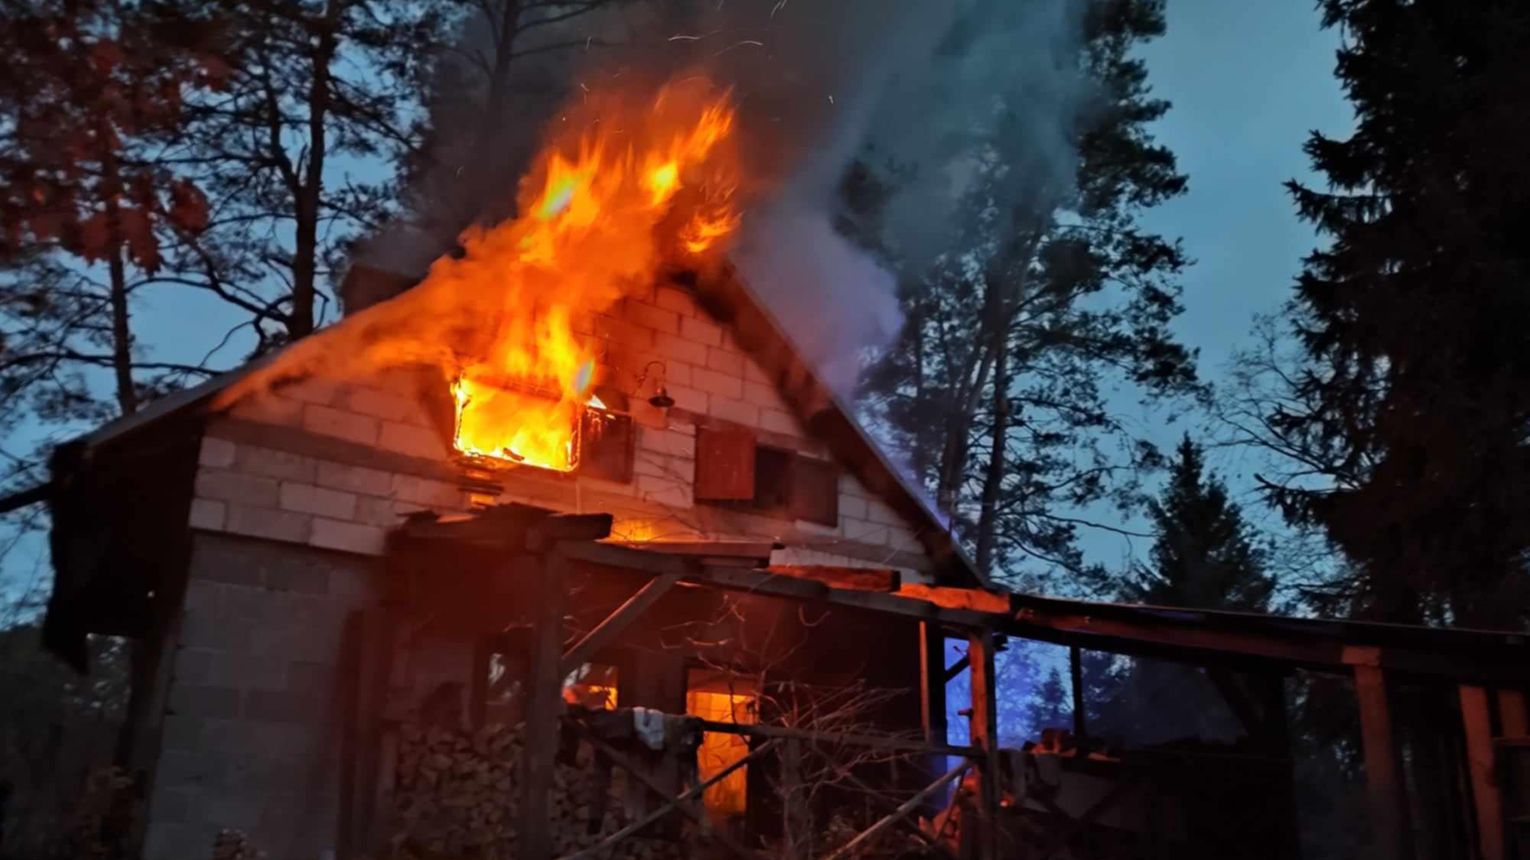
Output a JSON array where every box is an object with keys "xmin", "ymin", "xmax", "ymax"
[{"xmin": 215, "ymin": 77, "xmax": 742, "ymax": 471}]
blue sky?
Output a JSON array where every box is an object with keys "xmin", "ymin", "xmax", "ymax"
[{"xmin": 0, "ymin": 0, "xmax": 1356, "ymax": 612}]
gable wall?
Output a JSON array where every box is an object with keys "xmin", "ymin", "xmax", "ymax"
[{"xmin": 189, "ymin": 282, "xmax": 937, "ymax": 578}]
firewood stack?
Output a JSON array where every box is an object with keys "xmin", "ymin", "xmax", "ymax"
[{"xmin": 391, "ymin": 721, "xmax": 688, "ymax": 860}]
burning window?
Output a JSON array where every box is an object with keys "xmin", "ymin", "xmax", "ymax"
[
  {"xmin": 686, "ymin": 669, "xmax": 758, "ymax": 821},
  {"xmin": 451, "ymin": 365, "xmax": 633, "ymax": 481},
  {"xmin": 563, "ymin": 662, "xmax": 619, "ymax": 710}
]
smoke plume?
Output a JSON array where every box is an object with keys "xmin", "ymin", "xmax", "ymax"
[{"xmin": 357, "ymin": 0, "xmax": 1091, "ymax": 398}]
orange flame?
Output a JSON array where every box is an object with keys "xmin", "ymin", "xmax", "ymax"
[{"xmin": 215, "ymin": 77, "xmax": 742, "ymax": 472}]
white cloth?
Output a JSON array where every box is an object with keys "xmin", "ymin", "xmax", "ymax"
[{"xmin": 632, "ymin": 706, "xmax": 666, "ymax": 750}]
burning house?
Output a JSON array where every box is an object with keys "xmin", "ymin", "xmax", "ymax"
[{"xmin": 19, "ymin": 76, "xmax": 1530, "ymax": 860}]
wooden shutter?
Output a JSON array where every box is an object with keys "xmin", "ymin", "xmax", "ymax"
[
  {"xmin": 579, "ymin": 409, "xmax": 634, "ymax": 483},
  {"xmin": 788, "ymin": 457, "xmax": 840, "ymax": 526},
  {"xmin": 694, "ymin": 426, "xmax": 757, "ymax": 500}
]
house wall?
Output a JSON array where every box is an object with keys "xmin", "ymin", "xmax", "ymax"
[
  {"xmin": 138, "ymin": 281, "xmax": 948, "ymax": 859},
  {"xmin": 189, "ymin": 279, "xmax": 939, "ymax": 579},
  {"xmin": 142, "ymin": 532, "xmax": 383, "ymax": 860}
]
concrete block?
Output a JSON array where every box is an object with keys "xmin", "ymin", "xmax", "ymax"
[
  {"xmin": 355, "ymin": 495, "xmax": 406, "ymax": 527},
  {"xmin": 680, "ymin": 315, "xmax": 723, "ymax": 346},
  {"xmin": 263, "ymin": 561, "xmax": 329, "ymax": 595},
  {"xmin": 235, "ymin": 445, "xmax": 318, "ymax": 483},
  {"xmin": 663, "ymin": 360, "xmax": 693, "ymax": 386},
  {"xmin": 842, "ymin": 517, "xmax": 891, "ymax": 545},
  {"xmin": 173, "ymin": 647, "xmax": 217, "ymax": 686},
  {"xmin": 653, "ymin": 285, "xmax": 699, "ymax": 317},
  {"xmin": 595, "ymin": 314, "xmax": 653, "ymax": 349},
  {"xmin": 867, "ymin": 500, "xmax": 905, "ymax": 527},
  {"xmin": 143, "ymin": 821, "xmax": 196, "ymax": 860},
  {"xmin": 310, "ymin": 518, "xmax": 386, "ymax": 555},
  {"xmin": 211, "ymin": 650, "xmax": 288, "ymax": 691},
  {"xmin": 745, "ymin": 381, "xmax": 789, "ymax": 412},
  {"xmin": 281, "ymin": 376, "xmax": 342, "ymax": 404},
  {"xmin": 708, "ymin": 395, "xmax": 759, "ymax": 426},
  {"xmin": 302, "ymin": 404, "xmax": 379, "ymax": 446},
  {"xmin": 705, "ymin": 347, "xmax": 745, "ymax": 377},
  {"xmin": 198, "ymin": 436, "xmax": 236, "ymax": 468},
  {"xmin": 179, "ymin": 607, "xmax": 251, "ymax": 653},
  {"xmin": 654, "ymin": 332, "xmax": 709, "ymax": 366},
  {"xmin": 692, "ymin": 368, "xmax": 744, "ymax": 399},
  {"xmin": 838, "ymin": 494, "xmax": 869, "ymax": 521},
  {"xmin": 759, "ymin": 408, "xmax": 803, "ymax": 438},
  {"xmin": 279, "ymin": 482, "xmax": 358, "ymax": 520},
  {"xmin": 148, "ymin": 786, "xmax": 192, "ymax": 824},
  {"xmin": 378, "ymin": 420, "xmax": 447, "ymax": 460},
  {"xmin": 286, "ymin": 660, "xmax": 335, "ymax": 695},
  {"xmin": 662, "ymin": 383, "xmax": 707, "ymax": 413},
  {"xmin": 188, "ymin": 498, "xmax": 226, "ymax": 531},
  {"xmin": 195, "ymin": 470, "xmax": 280, "ymax": 508},
  {"xmin": 316, "ymin": 461, "xmax": 392, "ymax": 496},
  {"xmin": 636, "ymin": 474, "xmax": 692, "ymax": 509},
  {"xmin": 225, "ymin": 503, "xmax": 313, "ymax": 545},
  {"xmin": 341, "ymin": 386, "xmax": 416, "ymax": 422},
  {"xmin": 638, "ymin": 426, "xmax": 696, "ymax": 458},
  {"xmin": 243, "ymin": 689, "xmax": 324, "ymax": 724},
  {"xmin": 168, "ymin": 683, "xmax": 242, "ymax": 719},
  {"xmin": 227, "ymin": 394, "xmax": 304, "ymax": 427},
  {"xmin": 625, "ymin": 300, "xmax": 680, "ymax": 335},
  {"xmin": 744, "ymin": 362, "xmax": 771, "ymax": 385},
  {"xmin": 390, "ymin": 473, "xmax": 464, "ymax": 509}
]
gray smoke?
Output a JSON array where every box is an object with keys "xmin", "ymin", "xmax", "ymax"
[{"xmin": 357, "ymin": 0, "xmax": 1091, "ymax": 398}]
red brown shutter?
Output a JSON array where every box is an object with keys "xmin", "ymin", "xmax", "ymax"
[
  {"xmin": 788, "ymin": 457, "xmax": 840, "ymax": 526},
  {"xmin": 694, "ymin": 426, "xmax": 757, "ymax": 500}
]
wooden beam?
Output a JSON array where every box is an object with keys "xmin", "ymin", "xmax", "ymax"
[
  {"xmin": 968, "ymin": 629, "xmax": 1000, "ymax": 860},
  {"xmin": 519, "ymin": 552, "xmax": 565, "ymax": 860},
  {"xmin": 943, "ymin": 655, "xmax": 970, "ymax": 683},
  {"xmin": 767, "ymin": 564, "xmax": 900, "ymax": 592},
  {"xmin": 821, "ymin": 762, "xmax": 971, "ymax": 860},
  {"xmin": 1461, "ymin": 684, "xmax": 1505, "ymax": 860},
  {"xmin": 559, "ymin": 571, "xmax": 682, "ymax": 676},
  {"xmin": 692, "ymin": 716, "xmax": 978, "ymax": 758},
  {"xmin": 1354, "ymin": 664, "xmax": 1409, "ymax": 860}
]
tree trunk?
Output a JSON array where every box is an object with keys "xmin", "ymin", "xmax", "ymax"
[
  {"xmin": 97, "ymin": 121, "xmax": 137, "ymax": 416},
  {"xmin": 289, "ymin": 2, "xmax": 341, "ymax": 338},
  {"xmin": 974, "ymin": 334, "xmax": 1010, "ymax": 576}
]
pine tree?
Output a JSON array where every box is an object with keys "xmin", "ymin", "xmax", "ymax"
[
  {"xmin": 1259, "ymin": 0, "xmax": 1530, "ymax": 627},
  {"xmin": 858, "ymin": 0, "xmax": 1198, "ymax": 590},
  {"xmin": 1027, "ymin": 667, "xmax": 1071, "ymax": 732},
  {"xmin": 1126, "ymin": 436, "xmax": 1274, "ymax": 611}
]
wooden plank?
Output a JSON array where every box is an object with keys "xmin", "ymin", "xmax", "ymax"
[
  {"xmin": 821, "ymin": 762, "xmax": 971, "ymax": 860},
  {"xmin": 766, "ymin": 564, "xmax": 900, "ymax": 592},
  {"xmin": 1354, "ymin": 664, "xmax": 1409, "ymax": 860},
  {"xmin": 692, "ymin": 716, "xmax": 978, "ymax": 758},
  {"xmin": 519, "ymin": 552, "xmax": 564, "ymax": 860},
  {"xmin": 899, "ymin": 583, "xmax": 1012, "ymax": 614},
  {"xmin": 559, "ymin": 571, "xmax": 682, "ymax": 676},
  {"xmin": 694, "ymin": 425, "xmax": 756, "ymax": 500},
  {"xmin": 1461, "ymin": 684, "xmax": 1505, "ymax": 860},
  {"xmin": 1499, "ymin": 688, "xmax": 1528, "ymax": 737},
  {"xmin": 610, "ymin": 539, "xmax": 781, "ymax": 559},
  {"xmin": 968, "ymin": 629, "xmax": 1000, "ymax": 860}
]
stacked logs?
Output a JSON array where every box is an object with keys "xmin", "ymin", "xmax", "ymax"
[{"xmin": 391, "ymin": 721, "xmax": 687, "ymax": 860}]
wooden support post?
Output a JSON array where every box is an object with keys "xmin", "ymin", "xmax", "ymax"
[
  {"xmin": 1069, "ymin": 644, "xmax": 1087, "ymax": 745},
  {"xmin": 920, "ymin": 621, "xmax": 949, "ymax": 745},
  {"xmin": 519, "ymin": 552, "xmax": 565, "ymax": 860},
  {"xmin": 1461, "ymin": 684, "xmax": 1505, "ymax": 860},
  {"xmin": 782, "ymin": 738, "xmax": 810, "ymax": 860},
  {"xmin": 968, "ymin": 628, "xmax": 1000, "ymax": 860},
  {"xmin": 1353, "ymin": 663, "xmax": 1409, "ymax": 860},
  {"xmin": 337, "ymin": 608, "xmax": 394, "ymax": 860}
]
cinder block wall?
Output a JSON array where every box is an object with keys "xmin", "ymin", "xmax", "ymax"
[{"xmin": 142, "ymin": 534, "xmax": 382, "ymax": 860}]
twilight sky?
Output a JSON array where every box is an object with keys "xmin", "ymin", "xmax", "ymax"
[{"xmin": 0, "ymin": 0, "xmax": 1357, "ymax": 610}]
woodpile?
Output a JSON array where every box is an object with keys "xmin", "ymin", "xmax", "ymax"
[{"xmin": 390, "ymin": 721, "xmax": 689, "ymax": 860}]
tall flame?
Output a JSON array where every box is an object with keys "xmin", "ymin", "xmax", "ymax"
[{"xmin": 215, "ymin": 77, "xmax": 742, "ymax": 471}]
